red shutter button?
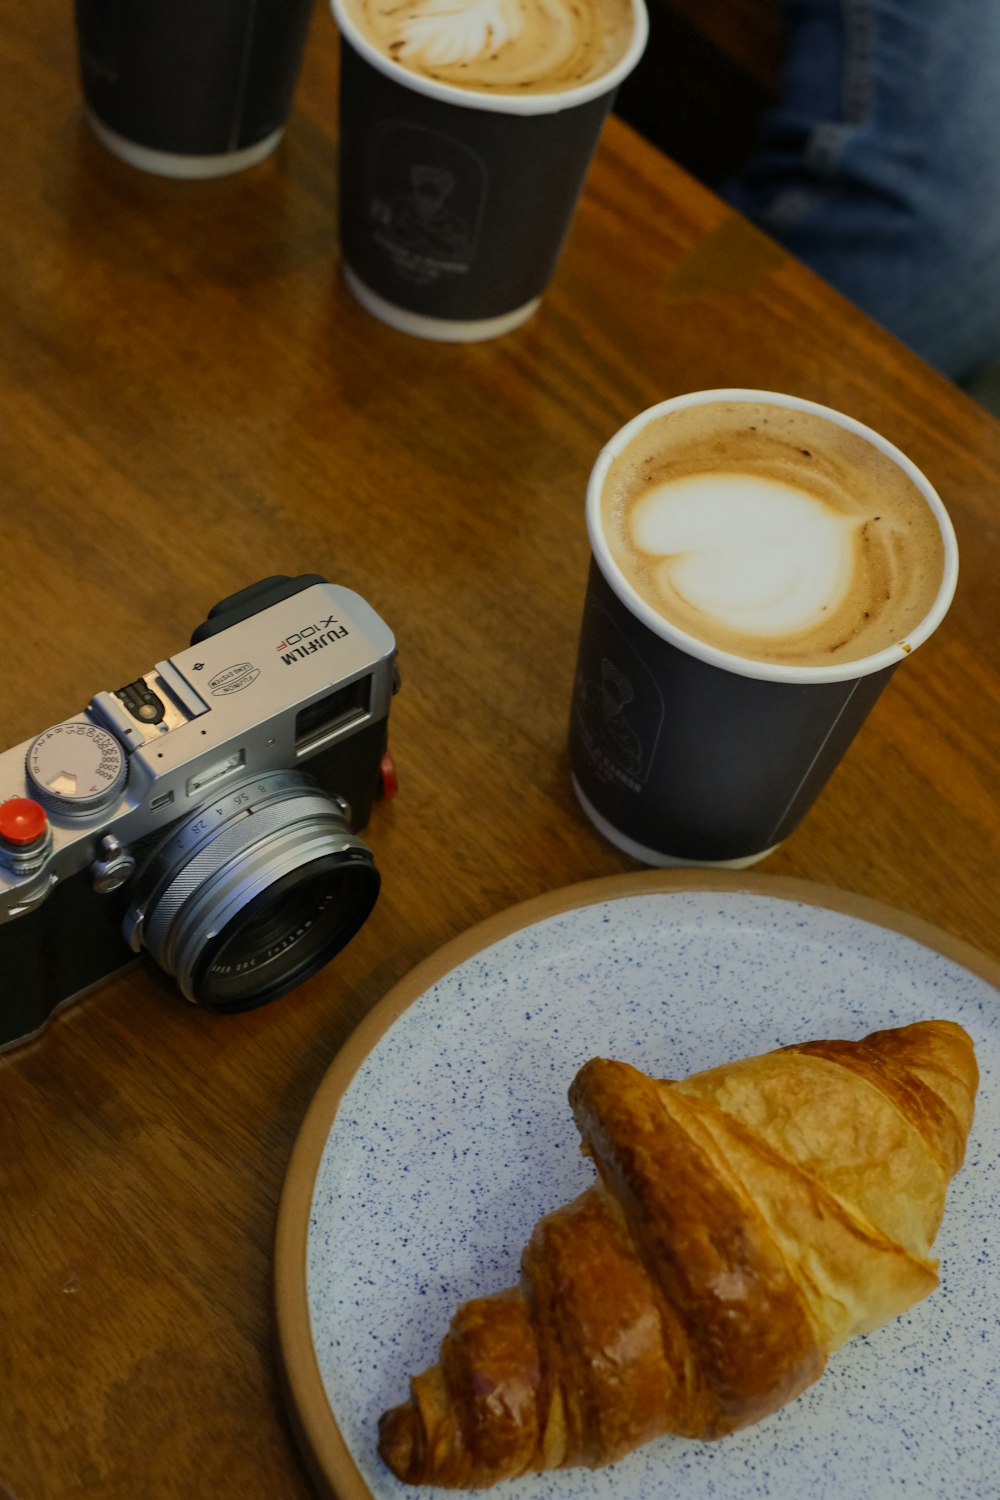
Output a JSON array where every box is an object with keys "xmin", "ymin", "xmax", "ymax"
[{"xmin": 0, "ymin": 797, "xmax": 49, "ymax": 846}]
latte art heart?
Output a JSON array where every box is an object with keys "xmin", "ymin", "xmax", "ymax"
[
  {"xmin": 631, "ymin": 475, "xmax": 858, "ymax": 638},
  {"xmin": 599, "ymin": 400, "xmax": 947, "ymax": 668}
]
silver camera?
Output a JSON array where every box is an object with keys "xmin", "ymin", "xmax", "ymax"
[{"xmin": 0, "ymin": 574, "xmax": 398, "ymax": 1050}]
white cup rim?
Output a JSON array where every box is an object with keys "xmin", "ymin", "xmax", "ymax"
[
  {"xmin": 586, "ymin": 389, "xmax": 960, "ymax": 685},
  {"xmin": 329, "ymin": 0, "xmax": 649, "ymax": 115}
]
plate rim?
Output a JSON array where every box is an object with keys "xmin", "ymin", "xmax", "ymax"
[{"xmin": 274, "ymin": 869, "xmax": 1000, "ymax": 1500}]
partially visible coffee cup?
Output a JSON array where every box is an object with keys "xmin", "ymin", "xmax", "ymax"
[
  {"xmin": 75, "ymin": 0, "xmax": 314, "ymax": 179},
  {"xmin": 330, "ymin": 0, "xmax": 648, "ymax": 341},
  {"xmin": 569, "ymin": 390, "xmax": 958, "ymax": 866}
]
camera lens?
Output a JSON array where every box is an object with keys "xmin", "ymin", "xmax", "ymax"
[
  {"xmin": 190, "ymin": 855, "xmax": 377, "ymax": 1011},
  {"xmin": 128, "ymin": 771, "xmax": 380, "ymax": 1010}
]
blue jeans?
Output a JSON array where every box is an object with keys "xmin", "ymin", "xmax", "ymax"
[{"xmin": 724, "ymin": 0, "xmax": 1000, "ymax": 381}]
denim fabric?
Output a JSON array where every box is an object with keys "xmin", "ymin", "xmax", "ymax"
[{"xmin": 724, "ymin": 0, "xmax": 1000, "ymax": 380}]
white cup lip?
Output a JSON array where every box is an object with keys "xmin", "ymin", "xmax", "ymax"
[
  {"xmin": 586, "ymin": 388, "xmax": 960, "ymax": 686},
  {"xmin": 329, "ymin": 0, "xmax": 649, "ymax": 115}
]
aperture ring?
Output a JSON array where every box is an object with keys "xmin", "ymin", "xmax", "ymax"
[{"xmin": 142, "ymin": 790, "xmax": 343, "ymax": 959}]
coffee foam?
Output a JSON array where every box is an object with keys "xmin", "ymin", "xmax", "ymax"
[
  {"xmin": 600, "ymin": 401, "xmax": 946, "ymax": 668},
  {"xmin": 340, "ymin": 0, "xmax": 634, "ymax": 94}
]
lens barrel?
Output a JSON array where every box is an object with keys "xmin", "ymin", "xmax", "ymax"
[{"xmin": 127, "ymin": 770, "xmax": 379, "ymax": 1009}]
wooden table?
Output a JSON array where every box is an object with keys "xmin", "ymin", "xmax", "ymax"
[{"xmin": 2, "ymin": 5, "xmax": 998, "ymax": 1497}]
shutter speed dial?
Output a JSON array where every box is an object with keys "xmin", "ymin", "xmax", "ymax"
[{"xmin": 25, "ymin": 722, "xmax": 128, "ymax": 818}]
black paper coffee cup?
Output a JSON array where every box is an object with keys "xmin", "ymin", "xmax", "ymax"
[
  {"xmin": 330, "ymin": 0, "xmax": 648, "ymax": 342},
  {"xmin": 75, "ymin": 0, "xmax": 314, "ymax": 179},
  {"xmin": 569, "ymin": 390, "xmax": 960, "ymax": 867}
]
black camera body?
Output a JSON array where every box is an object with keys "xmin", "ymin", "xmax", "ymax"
[{"xmin": 0, "ymin": 575, "xmax": 398, "ymax": 1050}]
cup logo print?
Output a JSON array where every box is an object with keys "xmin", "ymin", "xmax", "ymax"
[
  {"xmin": 574, "ymin": 601, "xmax": 664, "ymax": 791},
  {"xmin": 630, "ymin": 475, "xmax": 860, "ymax": 642},
  {"xmin": 368, "ymin": 124, "xmax": 486, "ymax": 284}
]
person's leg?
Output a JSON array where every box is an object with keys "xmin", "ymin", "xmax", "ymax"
[{"xmin": 724, "ymin": 0, "xmax": 1000, "ymax": 381}]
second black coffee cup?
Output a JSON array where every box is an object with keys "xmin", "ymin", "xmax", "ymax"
[{"xmin": 569, "ymin": 390, "xmax": 960, "ymax": 867}]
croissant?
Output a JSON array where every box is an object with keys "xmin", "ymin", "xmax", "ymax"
[{"xmin": 378, "ymin": 1019, "xmax": 978, "ymax": 1489}]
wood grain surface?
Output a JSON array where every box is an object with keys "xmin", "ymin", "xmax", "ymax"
[{"xmin": 1, "ymin": 4, "xmax": 998, "ymax": 1499}]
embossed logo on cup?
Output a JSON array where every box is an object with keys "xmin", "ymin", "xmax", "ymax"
[{"xmin": 367, "ymin": 124, "xmax": 487, "ymax": 284}]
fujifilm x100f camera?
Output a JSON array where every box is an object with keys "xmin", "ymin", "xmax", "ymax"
[{"xmin": 0, "ymin": 574, "xmax": 398, "ymax": 1050}]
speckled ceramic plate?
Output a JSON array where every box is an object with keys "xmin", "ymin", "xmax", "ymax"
[{"xmin": 275, "ymin": 872, "xmax": 1000, "ymax": 1500}]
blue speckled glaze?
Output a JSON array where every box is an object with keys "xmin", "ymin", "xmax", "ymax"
[{"xmin": 305, "ymin": 891, "xmax": 999, "ymax": 1499}]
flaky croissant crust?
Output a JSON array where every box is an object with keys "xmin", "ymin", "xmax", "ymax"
[{"xmin": 378, "ymin": 1019, "xmax": 978, "ymax": 1489}]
